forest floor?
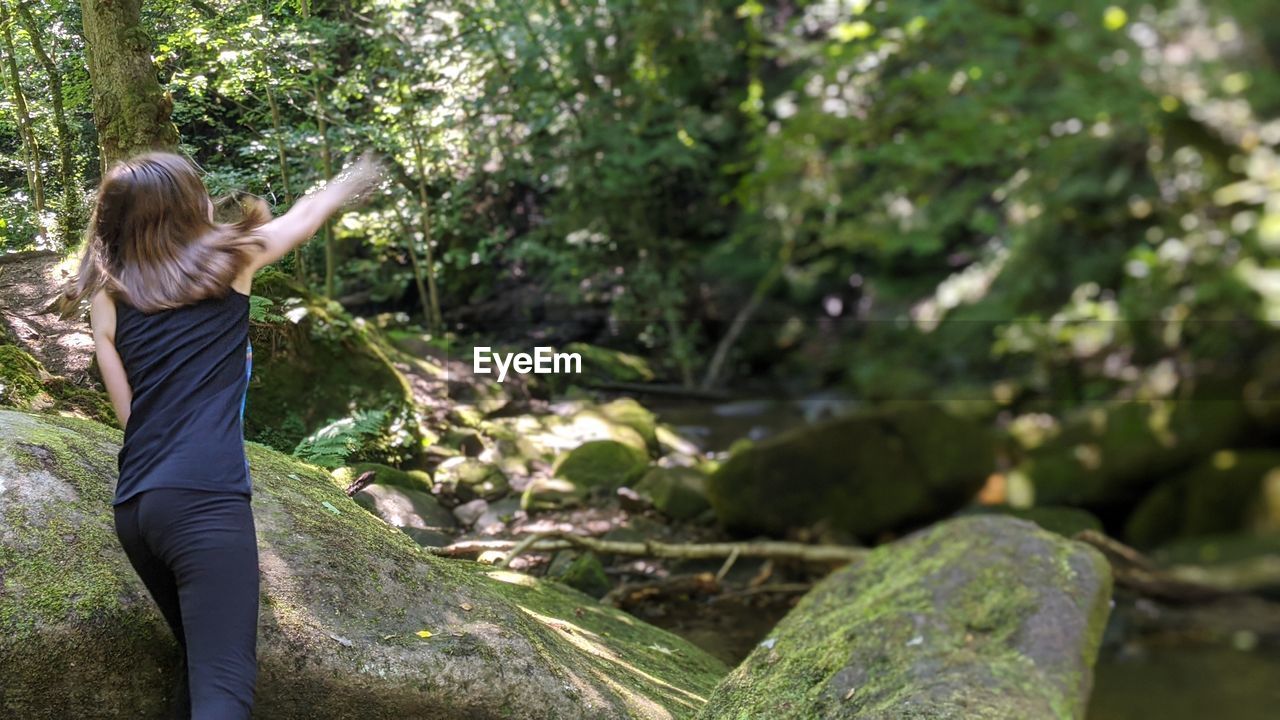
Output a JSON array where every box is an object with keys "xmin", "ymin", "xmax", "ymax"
[{"xmin": 0, "ymin": 250, "xmax": 96, "ymax": 385}]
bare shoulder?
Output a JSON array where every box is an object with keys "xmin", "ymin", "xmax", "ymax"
[{"xmin": 89, "ymin": 289, "xmax": 117, "ymax": 342}]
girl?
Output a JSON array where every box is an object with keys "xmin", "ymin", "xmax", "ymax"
[{"xmin": 57, "ymin": 150, "xmax": 381, "ymax": 719}]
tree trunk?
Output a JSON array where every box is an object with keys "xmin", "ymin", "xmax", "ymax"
[
  {"xmin": 0, "ymin": 1, "xmax": 45, "ymax": 220},
  {"xmin": 14, "ymin": 1, "xmax": 82, "ymax": 244},
  {"xmin": 300, "ymin": 0, "xmax": 334, "ymax": 298},
  {"xmin": 79, "ymin": 0, "xmax": 180, "ymax": 166},
  {"xmin": 409, "ymin": 122, "xmax": 443, "ymax": 330}
]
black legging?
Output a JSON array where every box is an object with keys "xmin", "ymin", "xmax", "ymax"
[{"xmin": 114, "ymin": 487, "xmax": 259, "ymax": 719}]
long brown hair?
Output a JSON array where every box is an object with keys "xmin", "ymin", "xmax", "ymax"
[{"xmin": 57, "ymin": 151, "xmax": 269, "ymax": 318}]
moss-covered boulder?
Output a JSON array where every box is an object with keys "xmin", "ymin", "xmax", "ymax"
[
  {"xmin": 563, "ymin": 343, "xmax": 656, "ymax": 384},
  {"xmin": 597, "ymin": 398, "xmax": 659, "ymax": 450},
  {"xmin": 0, "ymin": 344, "xmax": 115, "ymax": 425},
  {"xmin": 634, "ymin": 467, "xmax": 711, "ymax": 520},
  {"xmin": 697, "ymin": 516, "xmax": 1112, "ymax": 720},
  {"xmin": 521, "ymin": 476, "xmax": 588, "ymax": 512},
  {"xmin": 706, "ymin": 408, "xmax": 994, "ymax": 538},
  {"xmin": 0, "ymin": 409, "xmax": 727, "ymax": 719},
  {"xmin": 553, "ymin": 440, "xmax": 651, "ymax": 491},
  {"xmin": 1013, "ymin": 398, "xmax": 1250, "ymax": 510},
  {"xmin": 1124, "ymin": 451, "xmax": 1280, "ymax": 548},
  {"xmin": 432, "ymin": 457, "xmax": 511, "ymax": 503},
  {"xmin": 244, "ymin": 269, "xmax": 418, "ymax": 458}
]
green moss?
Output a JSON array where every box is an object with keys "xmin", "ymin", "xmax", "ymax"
[
  {"xmin": 707, "ymin": 407, "xmax": 994, "ymax": 538},
  {"xmin": 696, "ymin": 516, "xmax": 1112, "ymax": 720},
  {"xmin": 2, "ymin": 408, "xmax": 727, "ymax": 718},
  {"xmin": 331, "ymin": 462, "xmax": 433, "ymax": 494},
  {"xmin": 244, "ymin": 269, "xmax": 418, "ymax": 458},
  {"xmin": 553, "ymin": 439, "xmax": 651, "ymax": 490},
  {"xmin": 1124, "ymin": 450, "xmax": 1280, "ymax": 548},
  {"xmin": 597, "ymin": 397, "xmax": 659, "ymax": 450},
  {"xmin": 563, "ymin": 342, "xmax": 656, "ymax": 384}
]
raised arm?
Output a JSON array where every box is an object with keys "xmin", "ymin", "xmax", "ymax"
[
  {"xmin": 90, "ymin": 289, "xmax": 132, "ymax": 429},
  {"xmin": 246, "ymin": 153, "xmax": 383, "ymax": 273}
]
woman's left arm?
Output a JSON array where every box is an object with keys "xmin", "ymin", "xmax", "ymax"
[{"xmin": 89, "ymin": 290, "xmax": 132, "ymax": 429}]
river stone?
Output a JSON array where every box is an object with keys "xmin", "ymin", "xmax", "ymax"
[
  {"xmin": 634, "ymin": 467, "xmax": 711, "ymax": 520},
  {"xmin": 0, "ymin": 409, "xmax": 727, "ymax": 719},
  {"xmin": 1014, "ymin": 396, "xmax": 1250, "ymax": 510},
  {"xmin": 432, "ymin": 456, "xmax": 511, "ymax": 502},
  {"xmin": 706, "ymin": 407, "xmax": 994, "ymax": 538},
  {"xmin": 1124, "ymin": 450, "xmax": 1280, "ymax": 548},
  {"xmin": 597, "ymin": 398, "xmax": 659, "ymax": 451},
  {"xmin": 352, "ymin": 482, "xmax": 457, "ymax": 548},
  {"xmin": 553, "ymin": 440, "xmax": 650, "ymax": 491},
  {"xmin": 697, "ymin": 516, "xmax": 1113, "ymax": 720}
]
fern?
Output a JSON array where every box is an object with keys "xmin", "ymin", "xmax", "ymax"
[{"xmin": 292, "ymin": 408, "xmax": 389, "ymax": 469}]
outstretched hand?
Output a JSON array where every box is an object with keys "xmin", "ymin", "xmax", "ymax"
[{"xmin": 337, "ymin": 151, "xmax": 385, "ymax": 205}]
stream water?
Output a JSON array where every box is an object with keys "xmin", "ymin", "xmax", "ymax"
[{"xmin": 648, "ymin": 396, "xmax": 1280, "ymax": 719}]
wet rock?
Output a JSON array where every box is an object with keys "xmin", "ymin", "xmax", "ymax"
[
  {"xmin": 1124, "ymin": 450, "xmax": 1280, "ymax": 548},
  {"xmin": 553, "ymin": 440, "xmax": 650, "ymax": 491},
  {"xmin": 697, "ymin": 516, "xmax": 1113, "ymax": 720},
  {"xmin": 0, "ymin": 408, "xmax": 728, "ymax": 719},
  {"xmin": 706, "ymin": 407, "xmax": 994, "ymax": 538},
  {"xmin": 633, "ymin": 467, "xmax": 711, "ymax": 521}
]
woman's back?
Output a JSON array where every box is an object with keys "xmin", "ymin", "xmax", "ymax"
[{"xmin": 113, "ymin": 286, "xmax": 253, "ymax": 506}]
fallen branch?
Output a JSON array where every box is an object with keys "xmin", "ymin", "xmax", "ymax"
[
  {"xmin": 427, "ymin": 532, "xmax": 868, "ymax": 566},
  {"xmin": 1074, "ymin": 530, "xmax": 1240, "ymax": 602}
]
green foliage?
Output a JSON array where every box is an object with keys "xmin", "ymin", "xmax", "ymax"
[{"xmin": 292, "ymin": 407, "xmax": 391, "ymax": 469}]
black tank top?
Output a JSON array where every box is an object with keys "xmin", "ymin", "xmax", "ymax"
[{"xmin": 112, "ymin": 286, "xmax": 253, "ymax": 506}]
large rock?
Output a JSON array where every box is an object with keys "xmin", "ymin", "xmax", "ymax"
[
  {"xmin": 697, "ymin": 516, "xmax": 1113, "ymax": 720},
  {"xmin": 706, "ymin": 408, "xmax": 994, "ymax": 538},
  {"xmin": 0, "ymin": 409, "xmax": 727, "ymax": 719},
  {"xmin": 1014, "ymin": 397, "xmax": 1250, "ymax": 510},
  {"xmin": 1124, "ymin": 450, "xmax": 1280, "ymax": 548},
  {"xmin": 244, "ymin": 269, "xmax": 418, "ymax": 458}
]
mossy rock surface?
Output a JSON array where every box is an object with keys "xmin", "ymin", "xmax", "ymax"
[
  {"xmin": 562, "ymin": 343, "xmax": 656, "ymax": 384},
  {"xmin": 706, "ymin": 407, "xmax": 994, "ymax": 538},
  {"xmin": 0, "ymin": 344, "xmax": 115, "ymax": 425},
  {"xmin": 244, "ymin": 269, "xmax": 416, "ymax": 455},
  {"xmin": 597, "ymin": 398, "xmax": 659, "ymax": 450},
  {"xmin": 697, "ymin": 516, "xmax": 1113, "ymax": 720},
  {"xmin": 1124, "ymin": 450, "xmax": 1280, "ymax": 548},
  {"xmin": 554, "ymin": 440, "xmax": 651, "ymax": 491},
  {"xmin": 0, "ymin": 409, "xmax": 727, "ymax": 719},
  {"xmin": 634, "ymin": 467, "xmax": 711, "ymax": 521},
  {"xmin": 351, "ymin": 482, "xmax": 458, "ymax": 548},
  {"xmin": 1015, "ymin": 398, "xmax": 1250, "ymax": 510},
  {"xmin": 432, "ymin": 457, "xmax": 511, "ymax": 502},
  {"xmin": 332, "ymin": 462, "xmax": 433, "ymax": 494}
]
